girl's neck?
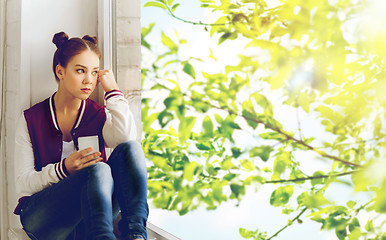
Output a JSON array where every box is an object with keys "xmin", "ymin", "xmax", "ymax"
[{"xmin": 54, "ymin": 89, "xmax": 82, "ymax": 114}]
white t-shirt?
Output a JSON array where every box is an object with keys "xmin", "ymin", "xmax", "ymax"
[{"xmin": 61, "ymin": 140, "xmax": 76, "ymax": 161}]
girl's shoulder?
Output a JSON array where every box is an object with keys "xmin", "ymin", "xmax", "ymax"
[{"xmin": 85, "ymin": 98, "xmax": 105, "ymax": 111}]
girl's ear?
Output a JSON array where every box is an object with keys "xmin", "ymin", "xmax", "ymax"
[{"xmin": 56, "ymin": 65, "xmax": 64, "ymax": 80}]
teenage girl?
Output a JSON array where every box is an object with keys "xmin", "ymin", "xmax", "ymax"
[{"xmin": 13, "ymin": 32, "xmax": 148, "ymax": 240}]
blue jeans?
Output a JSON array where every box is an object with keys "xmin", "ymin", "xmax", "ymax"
[{"xmin": 20, "ymin": 141, "xmax": 149, "ymax": 240}]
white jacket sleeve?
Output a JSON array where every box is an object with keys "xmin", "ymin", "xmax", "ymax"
[
  {"xmin": 14, "ymin": 115, "xmax": 68, "ymax": 196},
  {"xmin": 103, "ymin": 90, "xmax": 137, "ymax": 148}
]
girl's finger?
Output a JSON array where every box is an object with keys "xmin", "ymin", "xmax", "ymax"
[
  {"xmin": 82, "ymin": 158, "xmax": 103, "ymax": 168},
  {"xmin": 81, "ymin": 152, "xmax": 101, "ymax": 163},
  {"xmin": 78, "ymin": 147, "xmax": 94, "ymax": 157},
  {"xmin": 69, "ymin": 147, "xmax": 93, "ymax": 160}
]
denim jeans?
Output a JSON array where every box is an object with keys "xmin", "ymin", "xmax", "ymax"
[{"xmin": 20, "ymin": 141, "xmax": 149, "ymax": 240}]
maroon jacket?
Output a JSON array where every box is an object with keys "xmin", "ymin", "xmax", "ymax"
[
  {"xmin": 14, "ymin": 93, "xmax": 108, "ymax": 214},
  {"xmin": 24, "ymin": 93, "xmax": 108, "ymax": 170}
]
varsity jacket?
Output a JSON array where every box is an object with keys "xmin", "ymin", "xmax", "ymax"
[{"xmin": 14, "ymin": 90, "xmax": 137, "ymax": 214}]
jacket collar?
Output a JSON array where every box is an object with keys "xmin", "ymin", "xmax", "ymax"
[{"xmin": 49, "ymin": 92, "xmax": 86, "ymax": 131}]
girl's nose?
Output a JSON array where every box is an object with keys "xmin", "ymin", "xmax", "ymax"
[{"xmin": 83, "ymin": 73, "xmax": 94, "ymax": 84}]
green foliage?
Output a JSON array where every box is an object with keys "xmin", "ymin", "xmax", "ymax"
[
  {"xmin": 239, "ymin": 228, "xmax": 267, "ymax": 240},
  {"xmin": 270, "ymin": 185, "xmax": 293, "ymax": 207},
  {"xmin": 142, "ymin": 0, "xmax": 386, "ymax": 239}
]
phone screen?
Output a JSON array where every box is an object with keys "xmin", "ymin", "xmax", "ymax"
[{"xmin": 78, "ymin": 135, "xmax": 99, "ymax": 155}]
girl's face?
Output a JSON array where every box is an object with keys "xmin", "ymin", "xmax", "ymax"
[{"xmin": 57, "ymin": 50, "xmax": 100, "ymax": 100}]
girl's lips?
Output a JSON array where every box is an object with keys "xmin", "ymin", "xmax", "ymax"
[{"xmin": 81, "ymin": 88, "xmax": 91, "ymax": 93}]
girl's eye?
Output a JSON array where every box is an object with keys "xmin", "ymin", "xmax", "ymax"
[
  {"xmin": 92, "ymin": 71, "xmax": 98, "ymax": 76},
  {"xmin": 77, "ymin": 69, "xmax": 85, "ymax": 73}
]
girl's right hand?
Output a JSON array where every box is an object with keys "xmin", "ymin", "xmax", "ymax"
[{"xmin": 64, "ymin": 147, "xmax": 103, "ymax": 175}]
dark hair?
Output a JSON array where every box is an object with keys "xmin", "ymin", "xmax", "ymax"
[{"xmin": 52, "ymin": 32, "xmax": 101, "ymax": 81}]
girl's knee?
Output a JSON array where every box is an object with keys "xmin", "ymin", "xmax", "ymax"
[
  {"xmin": 112, "ymin": 141, "xmax": 146, "ymax": 172},
  {"xmin": 117, "ymin": 141, "xmax": 145, "ymax": 162},
  {"xmin": 87, "ymin": 162, "xmax": 112, "ymax": 180},
  {"xmin": 116, "ymin": 140, "xmax": 141, "ymax": 153}
]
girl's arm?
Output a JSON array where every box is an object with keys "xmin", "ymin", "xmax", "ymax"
[
  {"xmin": 14, "ymin": 116, "xmax": 68, "ymax": 196},
  {"xmin": 102, "ymin": 90, "xmax": 137, "ymax": 148},
  {"xmin": 98, "ymin": 70, "xmax": 137, "ymax": 148}
]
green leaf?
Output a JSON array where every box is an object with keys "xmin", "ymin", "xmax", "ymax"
[
  {"xmin": 251, "ymin": 93, "xmax": 273, "ymax": 116},
  {"xmin": 311, "ymin": 171, "xmax": 325, "ymax": 186},
  {"xmin": 290, "ymin": 169, "xmax": 305, "ymax": 184},
  {"xmin": 231, "ymin": 147, "xmax": 242, "ymax": 158},
  {"xmin": 164, "ymin": 96, "xmax": 178, "ymax": 108},
  {"xmin": 240, "ymin": 159, "xmax": 255, "ymax": 171},
  {"xmin": 260, "ymin": 132, "xmax": 287, "ymax": 141},
  {"xmin": 222, "ymin": 158, "xmax": 236, "ymax": 170},
  {"xmin": 346, "ymin": 200, "xmax": 356, "ymax": 209},
  {"xmin": 283, "ymin": 207, "xmax": 294, "ymax": 215},
  {"xmin": 144, "ymin": 1, "xmax": 167, "ymax": 9},
  {"xmin": 152, "ymin": 195, "xmax": 172, "ymax": 209},
  {"xmin": 183, "ymin": 161, "xmax": 201, "ymax": 181},
  {"xmin": 335, "ymin": 228, "xmax": 347, "ymax": 240},
  {"xmin": 178, "ymin": 116, "xmax": 196, "ymax": 142},
  {"xmin": 141, "ymin": 23, "xmax": 155, "ymax": 50},
  {"xmin": 183, "ymin": 62, "xmax": 196, "ymax": 79},
  {"xmin": 218, "ymin": 32, "xmax": 238, "ymax": 44},
  {"xmin": 230, "ymin": 184, "xmax": 245, "ymax": 199},
  {"xmin": 270, "ymin": 186, "xmax": 294, "ymax": 207},
  {"xmin": 171, "ymin": 3, "xmax": 180, "ymax": 12},
  {"xmin": 202, "ymin": 115, "xmax": 214, "ymax": 136},
  {"xmin": 273, "ymin": 152, "xmax": 292, "ymax": 175},
  {"xmin": 348, "ymin": 217, "xmax": 360, "ymax": 233},
  {"xmin": 214, "ymin": 114, "xmax": 223, "ymax": 124},
  {"xmin": 157, "ymin": 110, "xmax": 174, "ymax": 127},
  {"xmin": 167, "ymin": 0, "xmax": 174, "ymax": 6},
  {"xmin": 249, "ymin": 146, "xmax": 273, "ymax": 161},
  {"xmin": 196, "ymin": 142, "xmax": 211, "ymax": 150},
  {"xmin": 239, "ymin": 228, "xmax": 256, "ymax": 238},
  {"xmin": 365, "ymin": 220, "xmax": 374, "ymax": 232},
  {"xmin": 224, "ymin": 173, "xmax": 237, "ymax": 181},
  {"xmin": 161, "ymin": 32, "xmax": 178, "ymax": 51},
  {"xmin": 298, "ymin": 192, "xmax": 330, "ymax": 209},
  {"xmin": 212, "ymin": 181, "xmax": 224, "ymax": 202},
  {"xmin": 242, "ymin": 104, "xmax": 259, "ymax": 129},
  {"xmin": 141, "ymin": 23, "xmax": 155, "ymax": 37}
]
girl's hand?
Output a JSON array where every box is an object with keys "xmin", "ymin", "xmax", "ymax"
[
  {"xmin": 64, "ymin": 147, "xmax": 103, "ymax": 175},
  {"xmin": 97, "ymin": 69, "xmax": 120, "ymax": 92}
]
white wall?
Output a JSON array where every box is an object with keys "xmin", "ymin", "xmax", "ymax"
[
  {"xmin": 22, "ymin": 0, "xmax": 98, "ymax": 106},
  {"xmin": 2, "ymin": 0, "xmax": 23, "ymax": 238}
]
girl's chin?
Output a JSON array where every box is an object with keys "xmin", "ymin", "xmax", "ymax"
[{"xmin": 76, "ymin": 93, "xmax": 92, "ymax": 100}]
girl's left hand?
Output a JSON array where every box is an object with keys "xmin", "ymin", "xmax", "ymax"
[{"xmin": 97, "ymin": 69, "xmax": 120, "ymax": 92}]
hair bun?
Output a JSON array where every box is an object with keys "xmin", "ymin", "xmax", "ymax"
[
  {"xmin": 82, "ymin": 35, "xmax": 98, "ymax": 45},
  {"xmin": 52, "ymin": 32, "xmax": 69, "ymax": 48}
]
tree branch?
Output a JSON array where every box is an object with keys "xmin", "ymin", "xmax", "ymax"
[
  {"xmin": 264, "ymin": 170, "xmax": 358, "ymax": 184},
  {"xmin": 200, "ymin": 170, "xmax": 358, "ymax": 185},
  {"xmin": 267, "ymin": 207, "xmax": 308, "ymax": 240},
  {"xmin": 163, "ymin": 4, "xmax": 283, "ymax": 27},
  {"xmin": 188, "ymin": 95, "xmax": 362, "ymax": 168},
  {"xmin": 165, "ymin": 5, "xmax": 230, "ymax": 26}
]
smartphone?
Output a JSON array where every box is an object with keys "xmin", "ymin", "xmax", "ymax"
[{"xmin": 78, "ymin": 135, "xmax": 99, "ymax": 155}]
